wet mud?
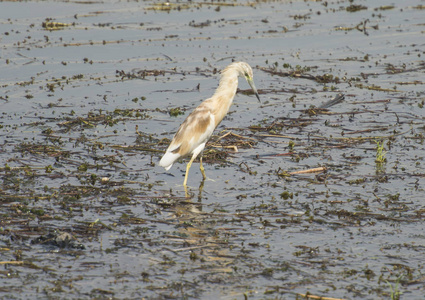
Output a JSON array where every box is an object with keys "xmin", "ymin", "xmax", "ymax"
[{"xmin": 1, "ymin": 0, "xmax": 424, "ymax": 299}]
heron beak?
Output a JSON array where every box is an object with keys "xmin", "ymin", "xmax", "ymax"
[{"xmin": 247, "ymin": 77, "xmax": 261, "ymax": 102}]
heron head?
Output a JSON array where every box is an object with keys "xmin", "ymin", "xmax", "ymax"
[{"xmin": 237, "ymin": 62, "xmax": 260, "ymax": 102}]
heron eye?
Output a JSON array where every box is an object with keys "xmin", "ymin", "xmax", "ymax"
[{"xmin": 244, "ymin": 72, "xmax": 249, "ymax": 77}]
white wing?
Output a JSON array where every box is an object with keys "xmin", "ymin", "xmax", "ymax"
[{"xmin": 159, "ymin": 107, "xmax": 216, "ymax": 170}]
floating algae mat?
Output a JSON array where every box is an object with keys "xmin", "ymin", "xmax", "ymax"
[{"xmin": 1, "ymin": 0, "xmax": 424, "ymax": 299}]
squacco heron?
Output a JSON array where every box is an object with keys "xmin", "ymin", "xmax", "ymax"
[{"xmin": 159, "ymin": 61, "xmax": 260, "ymax": 187}]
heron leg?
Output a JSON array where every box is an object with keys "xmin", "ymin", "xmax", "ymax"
[
  {"xmin": 183, "ymin": 153, "xmax": 197, "ymax": 187},
  {"xmin": 199, "ymin": 156, "xmax": 206, "ymax": 180},
  {"xmin": 198, "ymin": 178, "xmax": 205, "ymax": 202},
  {"xmin": 184, "ymin": 185, "xmax": 190, "ymax": 198}
]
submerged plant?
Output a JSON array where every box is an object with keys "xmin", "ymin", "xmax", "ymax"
[
  {"xmin": 386, "ymin": 275, "xmax": 402, "ymax": 300},
  {"xmin": 375, "ymin": 140, "xmax": 387, "ymax": 164}
]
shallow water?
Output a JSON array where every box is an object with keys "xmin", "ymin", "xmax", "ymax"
[{"xmin": 1, "ymin": 0, "xmax": 425, "ymax": 299}]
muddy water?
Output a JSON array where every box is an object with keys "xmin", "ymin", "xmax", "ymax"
[{"xmin": 1, "ymin": 0, "xmax": 424, "ymax": 299}]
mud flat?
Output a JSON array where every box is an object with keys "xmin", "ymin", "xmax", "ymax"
[{"xmin": 1, "ymin": 0, "xmax": 424, "ymax": 299}]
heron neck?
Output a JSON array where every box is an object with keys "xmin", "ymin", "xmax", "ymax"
[
  {"xmin": 210, "ymin": 71, "xmax": 239, "ymax": 126},
  {"xmin": 214, "ymin": 71, "xmax": 239, "ymax": 103}
]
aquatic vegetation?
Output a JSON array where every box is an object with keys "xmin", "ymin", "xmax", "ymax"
[
  {"xmin": 375, "ymin": 140, "xmax": 387, "ymax": 164},
  {"xmin": 1, "ymin": 0, "xmax": 424, "ymax": 299}
]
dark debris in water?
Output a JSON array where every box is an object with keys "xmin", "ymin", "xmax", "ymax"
[
  {"xmin": 31, "ymin": 230, "xmax": 85, "ymax": 250},
  {"xmin": 1, "ymin": 0, "xmax": 425, "ymax": 299},
  {"xmin": 116, "ymin": 68, "xmax": 186, "ymax": 80},
  {"xmin": 260, "ymin": 66, "xmax": 342, "ymax": 84},
  {"xmin": 42, "ymin": 21, "xmax": 76, "ymax": 31}
]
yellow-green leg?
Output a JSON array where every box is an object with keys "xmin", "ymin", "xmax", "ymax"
[
  {"xmin": 199, "ymin": 156, "xmax": 206, "ymax": 180},
  {"xmin": 184, "ymin": 184, "xmax": 190, "ymax": 198},
  {"xmin": 183, "ymin": 154, "xmax": 197, "ymax": 187}
]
